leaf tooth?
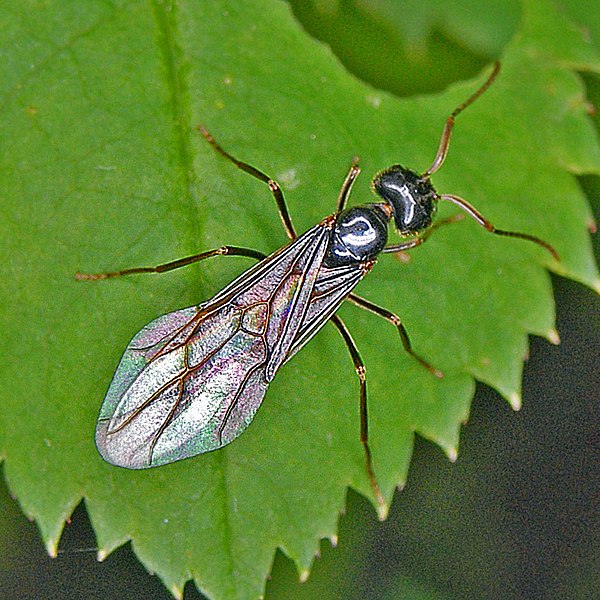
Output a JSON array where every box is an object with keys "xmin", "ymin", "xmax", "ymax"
[
  {"xmin": 508, "ymin": 392, "xmax": 522, "ymax": 411},
  {"xmin": 376, "ymin": 500, "xmax": 389, "ymax": 521},
  {"xmin": 45, "ymin": 536, "xmax": 59, "ymax": 558},
  {"xmin": 97, "ymin": 548, "xmax": 109, "ymax": 562},
  {"xmin": 446, "ymin": 447, "xmax": 458, "ymax": 463},
  {"xmin": 329, "ymin": 534, "xmax": 338, "ymax": 548},
  {"xmin": 169, "ymin": 583, "xmax": 183, "ymax": 600},
  {"xmin": 546, "ymin": 328, "xmax": 561, "ymax": 345},
  {"xmin": 299, "ymin": 568, "xmax": 310, "ymax": 583}
]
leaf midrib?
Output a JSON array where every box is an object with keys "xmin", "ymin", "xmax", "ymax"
[{"xmin": 151, "ymin": 1, "xmax": 237, "ymax": 595}]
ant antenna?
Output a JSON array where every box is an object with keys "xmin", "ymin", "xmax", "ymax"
[
  {"xmin": 424, "ymin": 62, "xmax": 501, "ymax": 177},
  {"xmin": 440, "ymin": 193, "xmax": 560, "ymax": 261},
  {"xmin": 419, "ymin": 61, "xmax": 559, "ymax": 261}
]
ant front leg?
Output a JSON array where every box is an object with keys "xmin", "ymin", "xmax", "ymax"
[
  {"xmin": 382, "ymin": 214, "xmax": 465, "ymax": 255},
  {"xmin": 335, "ymin": 159, "xmax": 361, "ymax": 213}
]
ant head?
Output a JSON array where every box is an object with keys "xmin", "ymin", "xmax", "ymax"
[{"xmin": 371, "ymin": 165, "xmax": 438, "ymax": 235}]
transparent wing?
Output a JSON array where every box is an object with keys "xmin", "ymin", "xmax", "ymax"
[
  {"xmin": 96, "ymin": 222, "xmax": 334, "ymax": 469},
  {"xmin": 289, "ymin": 260, "xmax": 375, "ymax": 358}
]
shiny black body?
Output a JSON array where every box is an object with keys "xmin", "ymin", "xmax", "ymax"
[
  {"xmin": 324, "ymin": 204, "xmax": 389, "ymax": 267},
  {"xmin": 324, "ymin": 165, "xmax": 438, "ymax": 268},
  {"xmin": 372, "ymin": 165, "xmax": 437, "ymax": 234}
]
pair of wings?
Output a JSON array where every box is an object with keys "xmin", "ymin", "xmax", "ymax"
[{"xmin": 96, "ymin": 219, "xmax": 375, "ymax": 469}]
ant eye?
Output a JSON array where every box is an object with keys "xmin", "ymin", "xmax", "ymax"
[{"xmin": 372, "ymin": 165, "xmax": 437, "ymax": 234}]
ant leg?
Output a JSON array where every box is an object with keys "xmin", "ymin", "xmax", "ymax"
[
  {"xmin": 382, "ymin": 237, "xmax": 427, "ymax": 254},
  {"xmin": 345, "ymin": 294, "xmax": 443, "ymax": 378},
  {"xmin": 198, "ymin": 125, "xmax": 297, "ymax": 239},
  {"xmin": 329, "ymin": 313, "xmax": 387, "ymax": 520},
  {"xmin": 336, "ymin": 159, "xmax": 361, "ymax": 213},
  {"xmin": 423, "ymin": 62, "xmax": 500, "ymax": 177},
  {"xmin": 382, "ymin": 214, "xmax": 464, "ymax": 254},
  {"xmin": 75, "ymin": 246, "xmax": 266, "ymax": 280},
  {"xmin": 367, "ymin": 215, "xmax": 464, "ymax": 372}
]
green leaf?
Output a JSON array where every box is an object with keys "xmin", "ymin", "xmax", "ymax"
[
  {"xmin": 289, "ymin": 0, "xmax": 520, "ymax": 95},
  {"xmin": 0, "ymin": 1, "xmax": 598, "ymax": 599}
]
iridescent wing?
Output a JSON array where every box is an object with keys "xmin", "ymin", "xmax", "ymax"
[
  {"xmin": 290, "ymin": 261, "xmax": 374, "ymax": 357},
  {"xmin": 96, "ymin": 219, "xmax": 374, "ymax": 469}
]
